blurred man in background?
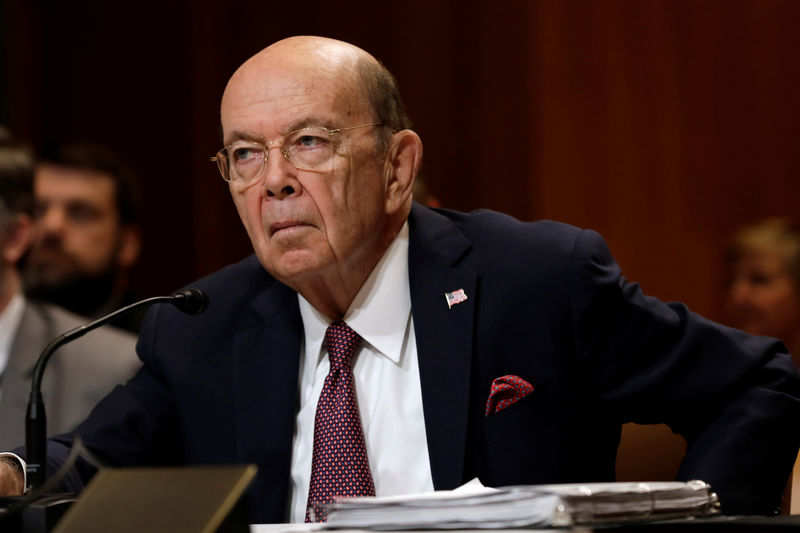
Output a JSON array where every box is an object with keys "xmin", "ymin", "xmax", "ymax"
[
  {"xmin": 22, "ymin": 142, "xmax": 144, "ymax": 332},
  {"xmin": 726, "ymin": 217, "xmax": 800, "ymax": 367},
  {"xmin": 0, "ymin": 128, "xmax": 140, "ymax": 450}
]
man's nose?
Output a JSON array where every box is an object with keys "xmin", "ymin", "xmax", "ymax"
[
  {"xmin": 728, "ymin": 279, "xmax": 752, "ymax": 307},
  {"xmin": 262, "ymin": 147, "xmax": 301, "ymax": 200},
  {"xmin": 38, "ymin": 207, "xmax": 66, "ymax": 233}
]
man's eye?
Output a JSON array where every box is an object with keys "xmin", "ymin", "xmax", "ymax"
[
  {"xmin": 232, "ymin": 147, "xmax": 262, "ymax": 163},
  {"xmin": 289, "ymin": 132, "xmax": 332, "ymax": 151},
  {"xmin": 301, "ymin": 135, "xmax": 321, "ymax": 147},
  {"xmin": 33, "ymin": 203, "xmax": 49, "ymax": 220},
  {"xmin": 749, "ymin": 273, "xmax": 773, "ymax": 286},
  {"xmin": 67, "ymin": 203, "xmax": 101, "ymax": 223}
]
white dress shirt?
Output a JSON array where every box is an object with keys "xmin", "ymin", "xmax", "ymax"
[{"xmin": 289, "ymin": 222, "xmax": 434, "ymax": 522}]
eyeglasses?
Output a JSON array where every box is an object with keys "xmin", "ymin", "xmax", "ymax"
[{"xmin": 211, "ymin": 122, "xmax": 382, "ymax": 183}]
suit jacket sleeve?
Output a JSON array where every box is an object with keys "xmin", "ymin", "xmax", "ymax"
[
  {"xmin": 37, "ymin": 256, "xmax": 295, "ymax": 523},
  {"xmin": 569, "ymin": 228, "xmax": 800, "ymax": 514}
]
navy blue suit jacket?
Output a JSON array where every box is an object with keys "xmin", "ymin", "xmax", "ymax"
[{"xmin": 48, "ymin": 203, "xmax": 800, "ymax": 522}]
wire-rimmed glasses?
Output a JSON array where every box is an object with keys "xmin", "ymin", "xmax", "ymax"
[{"xmin": 211, "ymin": 122, "xmax": 381, "ymax": 183}]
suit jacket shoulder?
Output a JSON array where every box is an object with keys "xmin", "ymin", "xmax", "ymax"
[
  {"xmin": 136, "ymin": 254, "xmax": 299, "ymax": 364},
  {"xmin": 409, "ymin": 205, "xmax": 599, "ymax": 287}
]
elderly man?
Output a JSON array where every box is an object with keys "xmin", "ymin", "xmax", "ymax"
[{"xmin": 1, "ymin": 36, "xmax": 799, "ymax": 523}]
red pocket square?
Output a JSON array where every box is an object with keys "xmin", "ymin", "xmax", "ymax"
[{"xmin": 485, "ymin": 375, "xmax": 534, "ymax": 417}]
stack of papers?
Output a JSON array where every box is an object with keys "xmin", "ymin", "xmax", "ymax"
[{"xmin": 323, "ymin": 479, "xmax": 719, "ymax": 529}]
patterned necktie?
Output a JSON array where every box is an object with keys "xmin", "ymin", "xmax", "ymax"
[{"xmin": 305, "ymin": 320, "xmax": 375, "ymax": 522}]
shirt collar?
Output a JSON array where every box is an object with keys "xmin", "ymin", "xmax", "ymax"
[{"xmin": 298, "ymin": 222, "xmax": 411, "ymax": 365}]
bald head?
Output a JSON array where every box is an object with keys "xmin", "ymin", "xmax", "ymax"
[
  {"xmin": 222, "ymin": 36, "xmax": 410, "ymax": 145},
  {"xmin": 248, "ymin": 36, "xmax": 369, "ymax": 74}
]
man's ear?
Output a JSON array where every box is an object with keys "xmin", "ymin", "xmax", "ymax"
[
  {"xmin": 2, "ymin": 214, "xmax": 33, "ymax": 264},
  {"xmin": 115, "ymin": 225, "xmax": 142, "ymax": 269},
  {"xmin": 383, "ymin": 130, "xmax": 423, "ymax": 215}
]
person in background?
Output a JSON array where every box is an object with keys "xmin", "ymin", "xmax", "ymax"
[
  {"xmin": 0, "ymin": 128, "xmax": 140, "ymax": 452},
  {"xmin": 726, "ymin": 217, "xmax": 800, "ymax": 367},
  {"xmin": 22, "ymin": 142, "xmax": 144, "ymax": 333}
]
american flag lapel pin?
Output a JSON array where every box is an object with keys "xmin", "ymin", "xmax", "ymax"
[{"xmin": 445, "ymin": 288, "xmax": 468, "ymax": 309}]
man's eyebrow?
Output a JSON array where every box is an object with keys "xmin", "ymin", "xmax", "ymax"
[
  {"xmin": 223, "ymin": 118, "xmax": 339, "ymax": 145},
  {"xmin": 285, "ymin": 117, "xmax": 339, "ymax": 132},
  {"xmin": 223, "ymin": 130, "xmax": 266, "ymax": 146}
]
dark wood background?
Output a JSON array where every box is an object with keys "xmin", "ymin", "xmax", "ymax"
[{"xmin": 2, "ymin": 0, "xmax": 799, "ymax": 325}]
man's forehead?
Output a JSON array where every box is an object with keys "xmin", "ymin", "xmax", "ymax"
[
  {"xmin": 224, "ymin": 54, "xmax": 358, "ymax": 106},
  {"xmin": 223, "ymin": 37, "xmax": 371, "ymax": 108},
  {"xmin": 36, "ymin": 165, "xmax": 115, "ymax": 199},
  {"xmin": 221, "ymin": 90, "xmax": 346, "ymax": 143},
  {"xmin": 37, "ymin": 164, "xmax": 112, "ymax": 182},
  {"xmin": 221, "ymin": 65, "xmax": 370, "ymax": 143}
]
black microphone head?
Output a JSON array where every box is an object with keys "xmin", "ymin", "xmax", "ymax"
[{"xmin": 170, "ymin": 288, "xmax": 209, "ymax": 314}]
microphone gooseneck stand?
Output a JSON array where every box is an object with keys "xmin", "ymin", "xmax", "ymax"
[{"xmin": 25, "ymin": 288, "xmax": 208, "ymax": 490}]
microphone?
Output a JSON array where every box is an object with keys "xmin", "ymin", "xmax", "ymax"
[
  {"xmin": 25, "ymin": 289, "xmax": 209, "ymax": 490},
  {"xmin": 165, "ymin": 288, "xmax": 208, "ymax": 315}
]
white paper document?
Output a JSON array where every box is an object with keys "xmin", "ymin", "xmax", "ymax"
[{"xmin": 322, "ymin": 479, "xmax": 720, "ymax": 530}]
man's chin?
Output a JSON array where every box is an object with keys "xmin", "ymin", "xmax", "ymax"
[
  {"xmin": 22, "ymin": 267, "xmax": 77, "ymax": 289},
  {"xmin": 260, "ymin": 250, "xmax": 331, "ymax": 285},
  {"xmin": 23, "ymin": 270, "xmax": 117, "ymax": 317}
]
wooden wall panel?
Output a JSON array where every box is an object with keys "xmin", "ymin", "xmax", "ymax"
[
  {"xmin": 2, "ymin": 0, "xmax": 799, "ymax": 327},
  {"xmin": 528, "ymin": 0, "xmax": 800, "ymax": 320}
]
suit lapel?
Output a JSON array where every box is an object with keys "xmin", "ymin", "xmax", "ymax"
[
  {"xmin": 232, "ymin": 280, "xmax": 302, "ymax": 471},
  {"xmin": 0, "ymin": 301, "xmax": 67, "ymax": 449},
  {"xmin": 2, "ymin": 303, "xmax": 53, "ymax": 412},
  {"xmin": 8, "ymin": 301, "xmax": 50, "ymax": 376},
  {"xmin": 0, "ymin": 303, "xmax": 40, "ymax": 448},
  {"xmin": 408, "ymin": 204, "xmax": 476, "ymax": 490}
]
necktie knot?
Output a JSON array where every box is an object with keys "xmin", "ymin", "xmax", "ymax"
[{"xmin": 325, "ymin": 320, "xmax": 360, "ymax": 369}]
